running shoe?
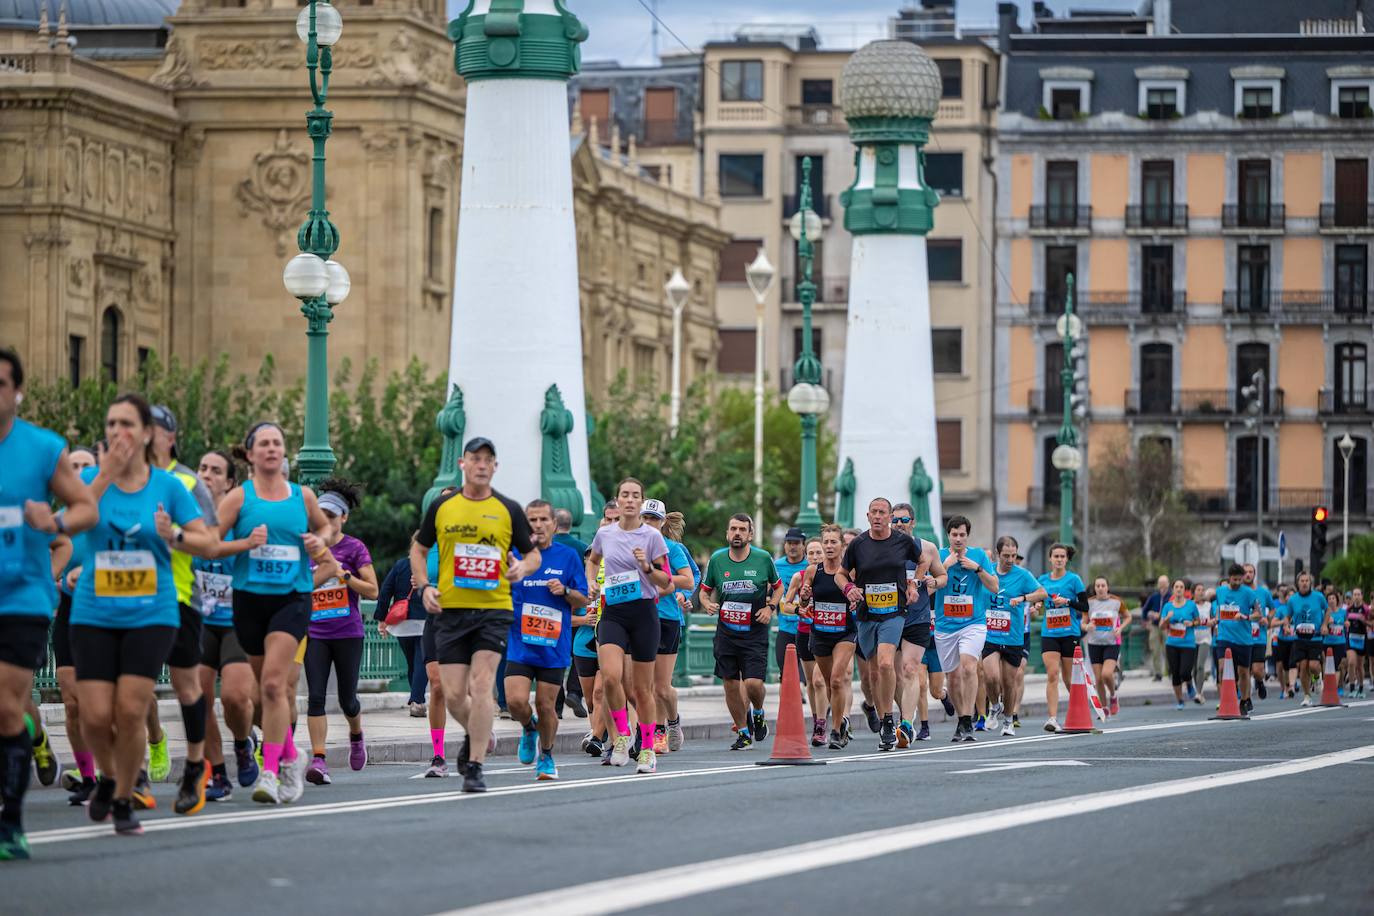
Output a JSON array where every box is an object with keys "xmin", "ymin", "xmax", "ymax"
[
  {"xmin": 461, "ymin": 762, "xmax": 487, "ymax": 793},
  {"xmin": 839, "ymin": 716, "xmax": 853, "ymax": 746},
  {"xmin": 112, "ymin": 798, "xmax": 142, "ymax": 836},
  {"xmin": 174, "ymin": 759, "xmax": 209, "ymax": 815},
  {"xmin": 1186, "ymin": 682, "xmax": 1196, "ymax": 701},
  {"xmin": 206, "ymin": 772, "xmax": 233, "ymax": 801},
  {"xmin": 536, "ymin": 752, "xmax": 558, "ymax": 781},
  {"xmin": 1012, "ymin": 714, "xmax": 1021, "ymax": 729},
  {"xmin": 68, "ymin": 777, "xmax": 97, "ymax": 806},
  {"xmin": 252, "ymin": 770, "xmax": 281, "ymax": 805},
  {"xmin": 916, "ymin": 723, "xmax": 931, "ymax": 741},
  {"xmin": 950, "ymin": 722, "xmax": 966, "ymax": 743},
  {"xmin": 653, "ymin": 726, "xmax": 668, "ymax": 756},
  {"xmin": 1110, "ymin": 696, "xmax": 1120, "ymax": 716},
  {"xmin": 306, "ymin": 757, "xmax": 332, "ymax": 786},
  {"xmin": 610, "ymin": 733, "xmax": 634, "ymax": 766},
  {"xmin": 148, "ymin": 736, "xmax": 170, "ymax": 782},
  {"xmin": 811, "ymin": 717, "xmax": 827, "ymax": 747},
  {"xmin": 279, "ymin": 752, "xmax": 306, "ymax": 804},
  {"xmin": 1192, "ymin": 694, "xmax": 1203, "ymax": 706},
  {"xmin": 1256, "ymin": 681, "xmax": 1268, "ymax": 700},
  {"xmin": 518, "ymin": 721, "xmax": 539, "ymax": 766},
  {"xmin": 425, "ymin": 756, "xmax": 448, "ymax": 778},
  {"xmin": 636, "ymin": 749, "xmax": 657, "ymax": 774},
  {"xmin": 667, "ymin": 720, "xmax": 685, "ymax": 753},
  {"xmin": 60, "ymin": 769, "xmax": 81, "ymax": 792},
  {"xmin": 962, "ymin": 726, "xmax": 977, "ymax": 743},
  {"xmin": 1043, "ymin": 717, "xmax": 1060, "ymax": 733},
  {"xmin": 131, "ymin": 770, "xmax": 157, "ymax": 810},
  {"xmin": 827, "ymin": 730, "xmax": 843, "ymax": 750},
  {"xmin": 1300, "ymin": 696, "xmax": 1312, "ymax": 707},
  {"xmin": 581, "ymin": 733, "xmax": 604, "ymax": 758},
  {"xmin": 940, "ymin": 691, "xmax": 956, "ymax": 718},
  {"xmin": 973, "ymin": 715, "xmax": 986, "ymax": 732},
  {"xmin": 89, "ymin": 776, "xmax": 116, "ymax": 822},
  {"xmin": 349, "ymin": 733, "xmax": 368, "ymax": 771},
  {"xmin": 987, "ymin": 703, "xmax": 1003, "ymax": 733},
  {"xmin": 729, "ymin": 729, "xmax": 753, "ymax": 751},
  {"xmin": 878, "ymin": 716, "xmax": 897, "ymax": 751},
  {"xmin": 862, "ymin": 702, "xmax": 881, "ymax": 733},
  {"xmin": 31, "ymin": 730, "xmax": 58, "ymax": 787},
  {"xmin": 236, "ymin": 738, "xmax": 259, "ymax": 788},
  {"xmin": 1175, "ymin": 701, "xmax": 1185, "ymax": 710},
  {"xmin": 897, "ymin": 719, "xmax": 913, "ymax": 749},
  {"xmin": 567, "ymin": 693, "xmax": 589, "ymax": 719},
  {"xmin": 408, "ymin": 702, "xmax": 427, "ymax": 718},
  {"xmin": 751, "ymin": 709, "xmax": 769, "ymax": 742},
  {"xmin": 1001, "ymin": 721, "xmax": 1016, "ymax": 738},
  {"xmin": 0, "ymin": 823, "xmax": 30, "ymax": 861}
]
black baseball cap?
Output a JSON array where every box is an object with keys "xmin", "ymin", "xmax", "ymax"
[
  {"xmin": 784, "ymin": 527, "xmax": 806, "ymax": 542},
  {"xmin": 462, "ymin": 436, "xmax": 496, "ymax": 456}
]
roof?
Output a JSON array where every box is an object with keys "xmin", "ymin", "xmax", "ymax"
[{"xmin": 0, "ymin": 0, "xmax": 178, "ymax": 28}]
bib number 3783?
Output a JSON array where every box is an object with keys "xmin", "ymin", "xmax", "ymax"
[{"xmin": 604, "ymin": 570, "xmax": 642, "ymax": 605}]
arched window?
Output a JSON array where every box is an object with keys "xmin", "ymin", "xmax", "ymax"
[{"xmin": 100, "ymin": 307, "xmax": 121, "ymax": 382}]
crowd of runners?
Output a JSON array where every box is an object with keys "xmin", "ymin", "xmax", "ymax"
[{"xmin": 2, "ymin": 345, "xmax": 1371, "ymax": 860}]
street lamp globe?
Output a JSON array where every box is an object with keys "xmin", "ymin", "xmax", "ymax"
[
  {"xmin": 283, "ymin": 253, "xmax": 329, "ymax": 299},
  {"xmin": 745, "ymin": 248, "xmax": 775, "ymax": 304},
  {"xmin": 788, "ymin": 208, "xmax": 823, "ymax": 242},
  {"xmin": 1339, "ymin": 432, "xmax": 1356, "ymax": 461},
  {"xmin": 324, "ymin": 259, "xmax": 351, "ymax": 306},
  {"xmin": 297, "ymin": 1, "xmax": 344, "ymax": 46},
  {"xmin": 788, "ymin": 382, "xmax": 830, "ymax": 417},
  {"xmin": 664, "ymin": 267, "xmax": 690, "ymax": 312},
  {"xmin": 1055, "ymin": 312, "xmax": 1083, "ymax": 340},
  {"xmin": 1051, "ymin": 443, "xmax": 1083, "ymax": 472}
]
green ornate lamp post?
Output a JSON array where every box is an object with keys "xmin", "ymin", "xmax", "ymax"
[
  {"xmin": 786, "ymin": 157, "xmax": 829, "ymax": 537},
  {"xmin": 1051, "ymin": 274, "xmax": 1086, "ymax": 550},
  {"xmin": 281, "ymin": 0, "xmax": 349, "ymax": 486}
]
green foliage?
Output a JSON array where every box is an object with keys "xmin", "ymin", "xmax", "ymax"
[
  {"xmin": 588, "ymin": 372, "xmax": 836, "ymax": 560},
  {"xmin": 1316, "ymin": 533, "xmax": 1374, "ymax": 593},
  {"xmin": 1089, "ymin": 432, "xmax": 1197, "ymax": 588}
]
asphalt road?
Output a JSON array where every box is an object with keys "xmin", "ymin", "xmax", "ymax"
[{"xmin": 14, "ymin": 695, "xmax": 1374, "ymax": 916}]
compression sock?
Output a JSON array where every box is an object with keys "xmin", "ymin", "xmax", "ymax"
[
  {"xmin": 0, "ymin": 730, "xmax": 33, "ymax": 830},
  {"xmin": 261, "ymin": 743, "xmax": 283, "ymax": 776},
  {"xmin": 611, "ymin": 708, "xmax": 631, "ymax": 737},
  {"xmin": 74, "ymin": 750, "xmax": 97, "ymax": 780},
  {"xmin": 212, "ymin": 762, "xmax": 228, "ymax": 781},
  {"xmin": 281, "ymin": 726, "xmax": 298, "ymax": 763},
  {"xmin": 639, "ymin": 722, "xmax": 655, "ymax": 752},
  {"xmin": 430, "ymin": 728, "xmax": 445, "ymax": 758},
  {"xmin": 181, "ymin": 696, "xmax": 207, "ymax": 745}
]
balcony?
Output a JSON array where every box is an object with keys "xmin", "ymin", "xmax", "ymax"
[
  {"xmin": 1223, "ymin": 289, "xmax": 1369, "ymax": 318},
  {"xmin": 1125, "ymin": 204, "xmax": 1189, "ymax": 232},
  {"xmin": 1026, "ymin": 487, "xmax": 1060, "ymax": 515},
  {"xmin": 1028, "ymin": 290, "xmax": 1185, "ymax": 320},
  {"xmin": 1029, "ymin": 205, "xmax": 1092, "ymax": 233},
  {"xmin": 786, "ymin": 104, "xmax": 845, "ymax": 131},
  {"xmin": 636, "ymin": 117, "xmax": 693, "ymax": 147},
  {"xmin": 782, "ymin": 275, "xmax": 848, "ymax": 305},
  {"xmin": 1222, "ymin": 203, "xmax": 1285, "ymax": 231},
  {"xmin": 1026, "ymin": 388, "xmax": 1064, "ymax": 415},
  {"xmin": 1319, "ymin": 388, "xmax": 1374, "ymax": 416},
  {"xmin": 783, "ymin": 192, "xmax": 832, "ymax": 221},
  {"xmin": 1182, "ymin": 489, "xmax": 1330, "ymax": 517},
  {"xmin": 1123, "ymin": 388, "xmax": 1285, "ymax": 417},
  {"xmin": 1319, "ymin": 202, "xmax": 1374, "ymax": 231}
]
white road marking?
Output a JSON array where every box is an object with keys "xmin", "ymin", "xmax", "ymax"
[
  {"xmin": 437, "ymin": 744, "xmax": 1374, "ymax": 916},
  {"xmin": 948, "ymin": 759, "xmax": 1089, "ymax": 774}
]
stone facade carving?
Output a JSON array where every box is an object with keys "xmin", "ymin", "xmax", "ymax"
[
  {"xmin": 0, "ymin": 139, "xmax": 23, "ymax": 189},
  {"xmin": 68, "ymin": 257, "xmax": 89, "ymax": 291},
  {"xmin": 235, "ymin": 129, "xmax": 313, "ymax": 257},
  {"xmin": 199, "ymin": 37, "xmax": 378, "ymax": 73},
  {"xmin": 149, "ymin": 35, "xmax": 206, "ymax": 89}
]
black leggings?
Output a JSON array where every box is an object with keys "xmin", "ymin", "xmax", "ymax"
[
  {"xmin": 304, "ymin": 636, "xmax": 364, "ymax": 718},
  {"xmin": 1166, "ymin": 645, "xmax": 1198, "ymax": 687}
]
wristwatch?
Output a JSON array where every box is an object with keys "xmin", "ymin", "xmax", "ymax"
[{"xmin": 341, "ymin": 570, "xmax": 352, "ymax": 583}]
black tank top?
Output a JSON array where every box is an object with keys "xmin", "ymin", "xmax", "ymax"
[{"xmin": 811, "ymin": 564, "xmax": 846, "ymax": 605}]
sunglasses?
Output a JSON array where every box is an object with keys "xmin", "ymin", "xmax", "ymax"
[{"xmin": 892, "ymin": 516, "xmax": 912, "ymax": 524}]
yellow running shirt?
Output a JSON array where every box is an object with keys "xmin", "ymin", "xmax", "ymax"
[{"xmin": 415, "ymin": 488, "xmax": 534, "ymax": 611}]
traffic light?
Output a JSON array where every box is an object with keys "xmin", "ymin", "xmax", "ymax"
[{"xmin": 1311, "ymin": 506, "xmax": 1329, "ymax": 577}]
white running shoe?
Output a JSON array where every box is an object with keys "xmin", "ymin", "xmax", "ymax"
[
  {"xmin": 278, "ymin": 752, "xmax": 306, "ymax": 804},
  {"xmin": 610, "ymin": 733, "xmax": 633, "ymax": 767},
  {"xmin": 986, "ymin": 702, "xmax": 1002, "ymax": 733},
  {"xmin": 1043, "ymin": 717, "xmax": 1060, "ymax": 733},
  {"xmin": 636, "ymin": 749, "xmax": 657, "ymax": 774},
  {"xmin": 1001, "ymin": 721, "xmax": 1016, "ymax": 737},
  {"xmin": 1299, "ymin": 696, "xmax": 1312, "ymax": 707},
  {"xmin": 667, "ymin": 721, "xmax": 685, "ymax": 753},
  {"xmin": 251, "ymin": 770, "xmax": 281, "ymax": 805}
]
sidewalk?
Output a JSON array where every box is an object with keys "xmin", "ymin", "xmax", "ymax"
[{"xmin": 35, "ymin": 671, "xmax": 1183, "ymax": 778}]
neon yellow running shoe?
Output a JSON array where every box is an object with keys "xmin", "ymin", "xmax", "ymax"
[
  {"xmin": 32, "ymin": 730, "xmax": 59, "ymax": 787},
  {"xmin": 148, "ymin": 736, "xmax": 171, "ymax": 783}
]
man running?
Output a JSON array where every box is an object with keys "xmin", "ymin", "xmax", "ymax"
[
  {"xmin": 1214, "ymin": 563, "xmax": 1261, "ymax": 714},
  {"xmin": 506, "ymin": 500, "xmax": 588, "ymax": 781},
  {"xmin": 934, "ymin": 516, "xmax": 998, "ymax": 742},
  {"xmin": 411, "ymin": 437, "xmax": 540, "ymax": 793},
  {"xmin": 699, "ymin": 514, "xmax": 781, "ymax": 750},
  {"xmin": 1242, "ymin": 563, "xmax": 1274, "ymax": 701},
  {"xmin": 1287, "ymin": 572, "xmax": 1327, "ymax": 705},
  {"xmin": 891, "ymin": 504, "xmax": 946, "ymax": 747},
  {"xmin": 983, "ymin": 536, "xmax": 1044, "ymax": 737}
]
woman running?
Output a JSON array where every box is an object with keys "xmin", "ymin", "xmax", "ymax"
[
  {"xmin": 303, "ymin": 479, "xmax": 378, "ymax": 786},
  {"xmin": 1037, "ymin": 544, "xmax": 1087, "ymax": 733},
  {"xmin": 52, "ymin": 447, "xmax": 99, "ymax": 804},
  {"xmin": 1345, "ymin": 588, "xmax": 1366, "ymax": 698},
  {"xmin": 573, "ymin": 545, "xmax": 607, "ymax": 761},
  {"xmin": 1084, "ymin": 576, "xmax": 1127, "ymax": 716},
  {"xmin": 785, "ymin": 537, "xmax": 829, "ymax": 746},
  {"xmin": 1324, "ymin": 591, "xmax": 1348, "ymax": 692},
  {"xmin": 193, "ymin": 449, "xmax": 259, "ymax": 801},
  {"xmin": 1159, "ymin": 580, "xmax": 1201, "ymax": 709},
  {"xmin": 584, "ymin": 478, "xmax": 669, "ymax": 774},
  {"xmin": 70, "ymin": 394, "xmax": 218, "ymax": 834},
  {"xmin": 640, "ymin": 503, "xmax": 695, "ymax": 755},
  {"xmin": 800, "ymin": 524, "xmax": 856, "ymax": 750},
  {"xmin": 215, "ymin": 422, "xmax": 336, "ymax": 805}
]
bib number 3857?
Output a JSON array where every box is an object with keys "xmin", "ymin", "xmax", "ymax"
[{"xmin": 249, "ymin": 544, "xmax": 300, "ymax": 587}]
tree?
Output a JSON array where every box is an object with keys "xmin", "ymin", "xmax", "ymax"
[
  {"xmin": 1315, "ymin": 533, "xmax": 1374, "ymax": 593},
  {"xmin": 1089, "ymin": 433, "xmax": 1197, "ymax": 584}
]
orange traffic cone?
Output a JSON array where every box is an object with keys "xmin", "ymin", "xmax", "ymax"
[
  {"xmin": 1210, "ymin": 648, "xmax": 1247, "ymax": 720},
  {"xmin": 1319, "ymin": 648, "xmax": 1345, "ymax": 707},
  {"xmin": 757, "ymin": 643, "xmax": 826, "ymax": 767},
  {"xmin": 1060, "ymin": 647, "xmax": 1097, "ymax": 734}
]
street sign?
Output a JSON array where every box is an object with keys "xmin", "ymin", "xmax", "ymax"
[
  {"xmin": 1234, "ymin": 538, "xmax": 1260, "ymax": 567},
  {"xmin": 1278, "ymin": 531, "xmax": 1288, "ymax": 559}
]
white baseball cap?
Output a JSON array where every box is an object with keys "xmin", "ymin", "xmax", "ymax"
[{"xmin": 641, "ymin": 499, "xmax": 667, "ymax": 519}]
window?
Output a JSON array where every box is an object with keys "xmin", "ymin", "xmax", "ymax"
[
  {"xmin": 718, "ymin": 238, "xmax": 763, "ymax": 283},
  {"xmin": 1335, "ymin": 244, "xmax": 1368, "ymax": 313},
  {"xmin": 937, "ymin": 420, "xmax": 962, "ymax": 472},
  {"xmin": 1238, "ymin": 160, "xmax": 1271, "ymax": 226},
  {"xmin": 633, "ymin": 342, "xmax": 657, "ymax": 382},
  {"xmin": 801, "ymin": 79, "xmax": 833, "ymax": 105},
  {"xmin": 1333, "ymin": 435, "xmax": 1369, "ymax": 514},
  {"xmin": 1335, "ymin": 342, "xmax": 1368, "ymax": 412},
  {"xmin": 1237, "ymin": 245, "xmax": 1270, "ymax": 312},
  {"xmin": 1141, "ymin": 245, "xmax": 1175, "ymax": 313},
  {"xmin": 1044, "ymin": 342, "xmax": 1064, "ymax": 409},
  {"xmin": 719, "ymin": 154, "xmax": 765, "ymax": 197},
  {"xmin": 1234, "ymin": 436, "xmax": 1270, "ymax": 513},
  {"xmin": 932, "ymin": 328, "xmax": 963, "ymax": 375},
  {"xmin": 579, "ymin": 88, "xmax": 610, "ymax": 128},
  {"xmin": 68, "ymin": 335, "xmax": 83, "ymax": 387},
  {"xmin": 643, "ymin": 87, "xmax": 678, "ymax": 144},
  {"xmin": 1045, "ymin": 245, "xmax": 1076, "ymax": 312},
  {"xmin": 1334, "ymin": 159, "xmax": 1369, "ymax": 228},
  {"xmin": 1140, "ymin": 160, "xmax": 1174, "ymax": 226},
  {"xmin": 1041, "ymin": 436, "xmax": 1062, "ymax": 507},
  {"xmin": 1235, "ymin": 342, "xmax": 1271, "ymax": 411},
  {"xmin": 1138, "ymin": 343, "xmax": 1173, "ymax": 414},
  {"xmin": 1334, "ymin": 82, "xmax": 1373, "ymax": 119},
  {"xmin": 1043, "ymin": 84, "xmax": 1087, "ymax": 120},
  {"xmin": 927, "ymin": 239, "xmax": 962, "ymax": 283},
  {"xmin": 1237, "ymin": 83, "xmax": 1277, "ymax": 118},
  {"xmin": 717, "ymin": 328, "xmax": 756, "ymax": 374},
  {"xmin": 935, "ymin": 59, "xmax": 961, "ymax": 99},
  {"xmin": 1045, "ymin": 160, "xmax": 1078, "ymax": 226},
  {"xmin": 100, "ymin": 307, "xmax": 121, "ymax": 382},
  {"xmin": 427, "ymin": 207, "xmax": 445, "ymax": 282},
  {"xmin": 1140, "ymin": 83, "xmax": 1181, "ymax": 119},
  {"xmin": 924, "ymin": 152, "xmax": 963, "ymax": 197},
  {"xmin": 720, "ymin": 60, "xmax": 763, "ymax": 102}
]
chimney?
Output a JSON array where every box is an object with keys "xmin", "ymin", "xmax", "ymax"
[
  {"xmin": 1153, "ymin": 0, "xmax": 1172, "ymax": 35},
  {"xmin": 997, "ymin": 1, "xmax": 1019, "ymax": 47}
]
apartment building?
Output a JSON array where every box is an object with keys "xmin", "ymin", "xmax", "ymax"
[
  {"xmin": 699, "ymin": 23, "xmax": 1000, "ymax": 533},
  {"xmin": 994, "ymin": 0, "xmax": 1374, "ymax": 575}
]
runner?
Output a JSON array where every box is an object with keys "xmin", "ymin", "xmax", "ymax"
[
  {"xmin": 934, "ymin": 516, "xmax": 998, "ymax": 742},
  {"xmin": 640, "ymin": 501, "xmax": 695, "ymax": 755},
  {"xmin": 783, "ymin": 537, "xmax": 829, "ymax": 746},
  {"xmin": 192, "ymin": 449, "xmax": 258, "ymax": 801},
  {"xmin": 1242, "ymin": 563, "xmax": 1274, "ymax": 701},
  {"xmin": 1286, "ymin": 572, "xmax": 1326, "ymax": 705},
  {"xmin": 1323, "ymin": 590, "xmax": 1348, "ymax": 694},
  {"xmin": 415, "ymin": 504, "xmax": 451, "ymax": 778},
  {"xmin": 982, "ymin": 536, "xmax": 1043, "ymax": 737},
  {"xmin": 216, "ymin": 421, "xmax": 337, "ymax": 804},
  {"xmin": 0, "ymin": 350, "xmax": 98, "ymax": 859},
  {"xmin": 1345, "ymin": 588, "xmax": 1366, "ymax": 698},
  {"xmin": 1214, "ymin": 563, "xmax": 1262, "ymax": 714},
  {"xmin": 51, "ymin": 447, "xmax": 99, "ymax": 804},
  {"xmin": 1193, "ymin": 586, "xmax": 1215, "ymax": 700},
  {"xmin": 1084, "ymin": 576, "xmax": 1128, "ymax": 716},
  {"xmin": 411, "ymin": 438, "xmax": 539, "ymax": 792},
  {"xmin": 799, "ymin": 525, "xmax": 856, "ymax": 749},
  {"xmin": 304, "ymin": 479, "xmax": 379, "ymax": 786},
  {"xmin": 773, "ymin": 527, "xmax": 810, "ymax": 718},
  {"xmin": 1269, "ymin": 584, "xmax": 1295, "ymax": 699},
  {"xmin": 1160, "ymin": 580, "xmax": 1201, "ymax": 709},
  {"xmin": 891, "ymin": 504, "xmax": 946, "ymax": 747},
  {"xmin": 699, "ymin": 513, "xmax": 781, "ymax": 752},
  {"xmin": 1037, "ymin": 544, "xmax": 1087, "ymax": 733},
  {"xmin": 583, "ymin": 478, "xmax": 668, "ymax": 773},
  {"xmin": 506, "ymin": 499, "xmax": 588, "ymax": 781}
]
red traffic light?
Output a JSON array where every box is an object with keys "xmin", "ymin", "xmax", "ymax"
[{"xmin": 1313, "ymin": 506, "xmax": 1329, "ymax": 523}]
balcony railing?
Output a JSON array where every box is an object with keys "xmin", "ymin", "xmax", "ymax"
[
  {"xmin": 1319, "ymin": 387, "xmax": 1374, "ymax": 415},
  {"xmin": 783, "ymin": 192, "xmax": 832, "ymax": 221},
  {"xmin": 1319, "ymin": 202, "xmax": 1374, "ymax": 229},
  {"xmin": 1027, "ymin": 388, "xmax": 1064, "ymax": 414},
  {"xmin": 1223, "ymin": 289, "xmax": 1369, "ymax": 316},
  {"xmin": 1125, "ymin": 204, "xmax": 1189, "ymax": 230},
  {"xmin": 1121, "ymin": 388, "xmax": 1286, "ymax": 416},
  {"xmin": 1123, "ymin": 388, "xmax": 1177, "ymax": 416},
  {"xmin": 1222, "ymin": 203, "xmax": 1285, "ymax": 229},
  {"xmin": 636, "ymin": 117, "xmax": 692, "ymax": 146},
  {"xmin": 782, "ymin": 275, "xmax": 848, "ymax": 305},
  {"xmin": 1028, "ymin": 290, "xmax": 1185, "ymax": 317},
  {"xmin": 786, "ymin": 104, "xmax": 844, "ymax": 130},
  {"xmin": 1183, "ymin": 489, "xmax": 1332, "ymax": 516},
  {"xmin": 1029, "ymin": 205, "xmax": 1092, "ymax": 230}
]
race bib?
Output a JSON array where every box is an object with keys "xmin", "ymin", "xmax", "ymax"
[
  {"xmin": 248, "ymin": 544, "xmax": 300, "ymax": 587},
  {"xmin": 0, "ymin": 505, "xmax": 22, "ymax": 578},
  {"xmin": 1250, "ymin": 621, "xmax": 1262, "ymax": 638},
  {"xmin": 1351, "ymin": 633, "xmax": 1366, "ymax": 650},
  {"xmin": 863, "ymin": 582, "xmax": 899, "ymax": 614},
  {"xmin": 1218, "ymin": 604, "xmax": 1241, "ymax": 621},
  {"xmin": 520, "ymin": 603, "xmax": 563, "ymax": 647},
  {"xmin": 311, "ymin": 580, "xmax": 350, "ymax": 621},
  {"xmin": 1296, "ymin": 623, "xmax": 1316, "ymax": 637},
  {"xmin": 1331, "ymin": 624, "xmax": 1345, "ymax": 637},
  {"xmin": 195, "ymin": 570, "xmax": 233, "ymax": 618},
  {"xmin": 454, "ymin": 543, "xmax": 501, "ymax": 590},
  {"xmin": 604, "ymin": 570, "xmax": 642, "ymax": 605},
  {"xmin": 94, "ymin": 550, "xmax": 157, "ymax": 599},
  {"xmin": 720, "ymin": 600, "xmax": 752, "ymax": 631},
  {"xmin": 1169, "ymin": 624, "xmax": 1187, "ymax": 640},
  {"xmin": 987, "ymin": 609, "xmax": 1012, "ymax": 633},
  {"xmin": 813, "ymin": 601, "xmax": 848, "ymax": 632},
  {"xmin": 943, "ymin": 594, "xmax": 974, "ymax": 619},
  {"xmin": 1091, "ymin": 611, "xmax": 1115, "ymax": 628},
  {"xmin": 1046, "ymin": 608, "xmax": 1072, "ymax": 630}
]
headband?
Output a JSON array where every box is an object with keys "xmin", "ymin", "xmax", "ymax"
[{"xmin": 318, "ymin": 491, "xmax": 350, "ymax": 516}]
